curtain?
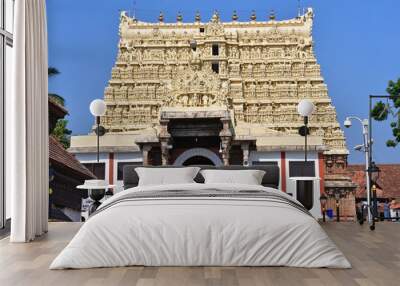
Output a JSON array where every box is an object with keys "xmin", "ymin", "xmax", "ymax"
[{"xmin": 7, "ymin": 0, "xmax": 49, "ymax": 242}]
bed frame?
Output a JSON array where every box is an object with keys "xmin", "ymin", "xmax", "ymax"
[{"xmin": 123, "ymin": 165, "xmax": 280, "ymax": 190}]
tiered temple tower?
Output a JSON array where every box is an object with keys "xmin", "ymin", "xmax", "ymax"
[{"xmin": 99, "ymin": 8, "xmax": 348, "ymax": 169}]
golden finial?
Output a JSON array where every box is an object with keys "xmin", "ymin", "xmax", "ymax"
[
  {"xmin": 177, "ymin": 11, "xmax": 183, "ymax": 22},
  {"xmin": 195, "ymin": 11, "xmax": 201, "ymax": 22},
  {"xmin": 269, "ymin": 10, "xmax": 276, "ymax": 20},
  {"xmin": 211, "ymin": 10, "xmax": 220, "ymax": 22},
  {"xmin": 232, "ymin": 10, "xmax": 238, "ymax": 21},
  {"xmin": 250, "ymin": 10, "xmax": 257, "ymax": 21},
  {"xmin": 158, "ymin": 11, "xmax": 164, "ymax": 22}
]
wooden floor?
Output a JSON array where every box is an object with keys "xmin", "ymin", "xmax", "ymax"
[{"xmin": 0, "ymin": 222, "xmax": 399, "ymax": 286}]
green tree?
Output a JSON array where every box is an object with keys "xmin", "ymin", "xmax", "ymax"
[
  {"xmin": 371, "ymin": 78, "xmax": 400, "ymax": 147},
  {"xmin": 48, "ymin": 67, "xmax": 72, "ymax": 148},
  {"xmin": 52, "ymin": 119, "xmax": 72, "ymax": 148}
]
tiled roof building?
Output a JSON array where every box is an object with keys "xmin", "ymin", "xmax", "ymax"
[
  {"xmin": 49, "ymin": 99, "xmax": 95, "ymax": 221},
  {"xmin": 347, "ymin": 164, "xmax": 400, "ymax": 199},
  {"xmin": 49, "ymin": 136, "xmax": 95, "ymax": 179}
]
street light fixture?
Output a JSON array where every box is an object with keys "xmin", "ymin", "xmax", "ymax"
[
  {"xmin": 354, "ymin": 144, "xmax": 364, "ymax": 151},
  {"xmin": 90, "ymin": 99, "xmax": 107, "ymax": 162},
  {"xmin": 344, "ymin": 116, "xmax": 373, "ymax": 226},
  {"xmin": 297, "ymin": 99, "xmax": 315, "ymax": 161},
  {"xmin": 343, "ymin": 118, "xmax": 352, "ymax": 128}
]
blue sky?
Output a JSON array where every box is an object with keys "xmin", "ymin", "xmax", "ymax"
[{"xmin": 47, "ymin": 0, "xmax": 400, "ymax": 164}]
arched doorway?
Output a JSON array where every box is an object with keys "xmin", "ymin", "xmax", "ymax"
[
  {"xmin": 182, "ymin": 156, "xmax": 214, "ymax": 166},
  {"xmin": 173, "ymin": 148, "xmax": 223, "ymax": 166}
]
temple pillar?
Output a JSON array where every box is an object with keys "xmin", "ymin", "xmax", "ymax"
[
  {"xmin": 160, "ymin": 140, "xmax": 171, "ymax": 166},
  {"xmin": 219, "ymin": 117, "xmax": 232, "ymax": 166},
  {"xmin": 159, "ymin": 119, "xmax": 171, "ymax": 166},
  {"xmin": 142, "ymin": 145, "xmax": 152, "ymax": 166},
  {"xmin": 220, "ymin": 137, "xmax": 231, "ymax": 166}
]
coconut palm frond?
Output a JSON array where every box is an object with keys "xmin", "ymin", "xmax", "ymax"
[{"xmin": 48, "ymin": 67, "xmax": 60, "ymax": 77}]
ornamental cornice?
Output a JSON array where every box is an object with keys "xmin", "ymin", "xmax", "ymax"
[
  {"xmin": 104, "ymin": 101, "xmax": 163, "ymax": 106},
  {"xmin": 243, "ymin": 98, "xmax": 332, "ymax": 104},
  {"xmin": 121, "ymin": 19, "xmax": 310, "ymax": 29}
]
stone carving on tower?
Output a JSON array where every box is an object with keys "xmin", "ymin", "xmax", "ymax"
[
  {"xmin": 101, "ymin": 7, "xmax": 348, "ymax": 156},
  {"xmin": 164, "ymin": 68, "xmax": 228, "ymax": 107}
]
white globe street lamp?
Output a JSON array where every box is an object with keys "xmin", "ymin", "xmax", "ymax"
[
  {"xmin": 297, "ymin": 99, "xmax": 315, "ymax": 117},
  {"xmin": 297, "ymin": 99, "xmax": 315, "ymax": 161},
  {"xmin": 90, "ymin": 99, "xmax": 106, "ymax": 117},
  {"xmin": 89, "ymin": 99, "xmax": 107, "ymax": 162}
]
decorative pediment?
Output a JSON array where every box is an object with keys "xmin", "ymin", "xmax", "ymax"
[
  {"xmin": 205, "ymin": 12, "xmax": 224, "ymax": 37},
  {"xmin": 164, "ymin": 69, "xmax": 228, "ymax": 107},
  {"xmin": 205, "ymin": 22, "xmax": 224, "ymax": 37}
]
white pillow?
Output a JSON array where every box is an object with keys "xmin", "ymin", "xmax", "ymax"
[
  {"xmin": 200, "ymin": 169, "xmax": 266, "ymax": 185},
  {"xmin": 135, "ymin": 167, "xmax": 200, "ymax": 186}
]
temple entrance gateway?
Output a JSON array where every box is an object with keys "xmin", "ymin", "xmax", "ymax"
[
  {"xmin": 173, "ymin": 148, "xmax": 223, "ymax": 166},
  {"xmin": 158, "ymin": 108, "xmax": 233, "ymax": 166}
]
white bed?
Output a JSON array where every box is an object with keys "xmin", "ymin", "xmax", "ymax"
[{"xmin": 50, "ymin": 183, "xmax": 351, "ymax": 269}]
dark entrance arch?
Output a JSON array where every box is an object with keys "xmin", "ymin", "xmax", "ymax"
[
  {"xmin": 182, "ymin": 156, "xmax": 215, "ymax": 166},
  {"xmin": 173, "ymin": 148, "xmax": 223, "ymax": 166}
]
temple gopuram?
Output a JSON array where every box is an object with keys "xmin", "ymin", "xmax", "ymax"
[{"xmin": 70, "ymin": 8, "xmax": 356, "ymax": 218}]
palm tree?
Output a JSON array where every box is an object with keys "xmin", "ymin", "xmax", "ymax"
[
  {"xmin": 48, "ymin": 67, "xmax": 60, "ymax": 77},
  {"xmin": 48, "ymin": 67, "xmax": 71, "ymax": 148},
  {"xmin": 48, "ymin": 67, "xmax": 65, "ymax": 106}
]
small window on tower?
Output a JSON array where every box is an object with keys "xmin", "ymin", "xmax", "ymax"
[
  {"xmin": 212, "ymin": 44, "xmax": 219, "ymax": 56},
  {"xmin": 212, "ymin": 62, "xmax": 219, "ymax": 74},
  {"xmin": 199, "ymin": 27, "xmax": 205, "ymax": 33}
]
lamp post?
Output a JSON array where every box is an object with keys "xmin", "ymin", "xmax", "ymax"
[
  {"xmin": 319, "ymin": 194, "xmax": 328, "ymax": 222},
  {"xmin": 295, "ymin": 100, "xmax": 315, "ymax": 211},
  {"xmin": 89, "ymin": 99, "xmax": 107, "ymax": 162},
  {"xmin": 368, "ymin": 161, "xmax": 380, "ymax": 230},
  {"xmin": 368, "ymin": 94, "xmax": 399, "ymax": 230},
  {"xmin": 297, "ymin": 99, "xmax": 315, "ymax": 162},
  {"xmin": 334, "ymin": 192, "xmax": 341, "ymax": 222},
  {"xmin": 344, "ymin": 116, "xmax": 372, "ymax": 225}
]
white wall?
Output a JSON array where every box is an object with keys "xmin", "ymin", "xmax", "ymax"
[{"xmin": 250, "ymin": 150, "xmax": 322, "ymax": 218}]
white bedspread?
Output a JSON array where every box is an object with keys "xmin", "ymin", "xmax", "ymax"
[{"xmin": 50, "ymin": 183, "xmax": 351, "ymax": 269}]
